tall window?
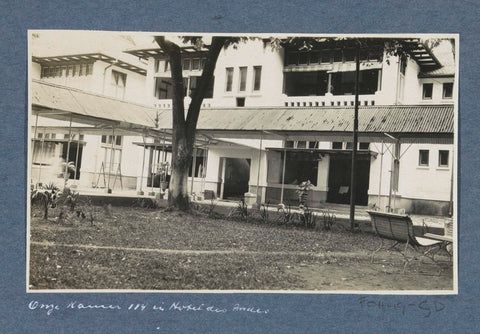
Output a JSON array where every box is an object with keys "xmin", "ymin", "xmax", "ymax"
[
  {"xmin": 41, "ymin": 63, "xmax": 92, "ymax": 78},
  {"xmin": 253, "ymin": 66, "xmax": 262, "ymax": 91},
  {"xmin": 422, "ymin": 83, "xmax": 433, "ymax": 100},
  {"xmin": 225, "ymin": 67, "xmax": 234, "ymax": 92},
  {"xmin": 443, "ymin": 82, "xmax": 453, "ymax": 99},
  {"xmin": 419, "ymin": 150, "xmax": 429, "ymax": 166},
  {"xmin": 238, "ymin": 66, "xmax": 247, "ymax": 92},
  {"xmin": 154, "ymin": 77, "xmax": 173, "ymax": 99},
  {"xmin": 439, "ymin": 150, "xmax": 449, "ymax": 167},
  {"xmin": 111, "ymin": 70, "xmax": 127, "ymax": 99}
]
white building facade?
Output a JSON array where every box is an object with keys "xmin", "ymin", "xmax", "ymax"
[
  {"xmin": 127, "ymin": 37, "xmax": 455, "ymax": 216},
  {"xmin": 30, "ymin": 32, "xmax": 149, "ymax": 191}
]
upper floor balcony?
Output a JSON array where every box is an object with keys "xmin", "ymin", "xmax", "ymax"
[{"xmin": 282, "ymin": 93, "xmax": 378, "ymax": 108}]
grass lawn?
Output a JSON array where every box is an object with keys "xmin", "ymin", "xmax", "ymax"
[{"xmin": 29, "ymin": 203, "xmax": 454, "ymax": 291}]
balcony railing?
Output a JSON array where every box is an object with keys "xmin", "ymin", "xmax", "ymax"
[
  {"xmin": 154, "ymin": 98, "xmax": 213, "ymax": 110},
  {"xmin": 283, "ymin": 94, "xmax": 377, "ymax": 108}
]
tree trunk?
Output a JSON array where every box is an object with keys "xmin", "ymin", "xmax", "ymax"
[
  {"xmin": 155, "ymin": 36, "xmax": 228, "ymax": 211},
  {"xmin": 169, "ymin": 135, "xmax": 192, "ymax": 210}
]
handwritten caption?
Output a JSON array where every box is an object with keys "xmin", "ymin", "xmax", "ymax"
[
  {"xmin": 27, "ymin": 300, "xmax": 269, "ymax": 316},
  {"xmin": 358, "ymin": 297, "xmax": 446, "ymax": 318}
]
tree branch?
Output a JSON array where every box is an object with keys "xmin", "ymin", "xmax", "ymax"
[
  {"xmin": 185, "ymin": 36, "xmax": 228, "ymax": 139},
  {"xmin": 154, "ymin": 36, "xmax": 186, "ymax": 130}
]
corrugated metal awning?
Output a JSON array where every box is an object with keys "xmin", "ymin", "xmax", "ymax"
[{"xmin": 31, "ymin": 80, "xmax": 454, "ymax": 144}]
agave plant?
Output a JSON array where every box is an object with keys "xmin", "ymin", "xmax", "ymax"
[
  {"xmin": 61, "ymin": 187, "xmax": 80, "ymax": 211},
  {"xmin": 31, "ymin": 182, "xmax": 61, "ymax": 219}
]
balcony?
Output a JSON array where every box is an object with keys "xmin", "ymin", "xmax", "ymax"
[
  {"xmin": 283, "ymin": 93, "xmax": 377, "ymax": 108},
  {"xmin": 154, "ymin": 97, "xmax": 214, "ymax": 110}
]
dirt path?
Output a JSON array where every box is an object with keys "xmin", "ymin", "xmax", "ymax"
[{"xmin": 30, "ymin": 240, "xmax": 375, "ymax": 260}]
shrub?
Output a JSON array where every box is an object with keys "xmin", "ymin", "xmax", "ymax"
[
  {"xmin": 31, "ymin": 182, "xmax": 60, "ymax": 219},
  {"xmin": 228, "ymin": 199, "xmax": 249, "ymax": 223},
  {"xmin": 298, "ymin": 206, "xmax": 317, "ymax": 229},
  {"xmin": 61, "ymin": 187, "xmax": 80, "ymax": 211},
  {"xmin": 321, "ymin": 210, "xmax": 336, "ymax": 231}
]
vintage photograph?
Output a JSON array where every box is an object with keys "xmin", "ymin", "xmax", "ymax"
[{"xmin": 28, "ymin": 31, "xmax": 457, "ymax": 292}]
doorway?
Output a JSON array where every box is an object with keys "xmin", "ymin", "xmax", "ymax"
[
  {"xmin": 327, "ymin": 155, "xmax": 370, "ymax": 205},
  {"xmin": 62, "ymin": 142, "xmax": 83, "ymax": 180},
  {"xmin": 222, "ymin": 158, "xmax": 251, "ymax": 200}
]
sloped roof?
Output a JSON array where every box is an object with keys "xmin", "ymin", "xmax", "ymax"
[
  {"xmin": 30, "ymin": 31, "xmax": 147, "ymax": 74},
  {"xmin": 193, "ymin": 105, "xmax": 454, "ymax": 134},
  {"xmin": 31, "ymin": 80, "xmax": 454, "ymax": 141},
  {"xmin": 419, "ymin": 40, "xmax": 456, "ymax": 77},
  {"xmin": 31, "ymin": 80, "xmax": 156, "ymax": 130}
]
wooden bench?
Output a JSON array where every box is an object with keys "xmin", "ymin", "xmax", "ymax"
[{"xmin": 366, "ymin": 210, "xmax": 443, "ymax": 272}]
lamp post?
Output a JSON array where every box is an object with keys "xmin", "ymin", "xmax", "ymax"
[{"xmin": 349, "ymin": 46, "xmax": 360, "ymax": 231}]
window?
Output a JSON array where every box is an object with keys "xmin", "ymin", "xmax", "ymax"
[
  {"xmin": 310, "ymin": 52, "xmax": 319, "ymax": 64},
  {"xmin": 422, "ymin": 83, "xmax": 433, "ymax": 100},
  {"xmin": 286, "ymin": 52, "xmax": 298, "ymax": 65},
  {"xmin": 192, "ymin": 58, "xmax": 200, "ymax": 70},
  {"xmin": 183, "ymin": 58, "xmax": 191, "ymax": 71},
  {"xmin": 359, "ymin": 142, "xmax": 370, "ymax": 150},
  {"xmin": 419, "ymin": 150, "xmax": 429, "ymax": 166},
  {"xmin": 285, "ymin": 141, "xmax": 295, "ymax": 148},
  {"xmin": 236, "ymin": 97, "xmax": 245, "ymax": 107},
  {"xmin": 321, "ymin": 51, "xmax": 331, "ymax": 63},
  {"xmin": 284, "ymin": 71, "xmax": 329, "ymax": 96},
  {"xmin": 225, "ymin": 67, "xmax": 233, "ymax": 91},
  {"xmin": 238, "ymin": 66, "xmax": 247, "ymax": 91},
  {"xmin": 101, "ymin": 135, "xmax": 122, "ymax": 147},
  {"xmin": 41, "ymin": 63, "xmax": 92, "ymax": 78},
  {"xmin": 330, "ymin": 70, "xmax": 379, "ymax": 95},
  {"xmin": 443, "ymin": 82, "xmax": 453, "ymax": 99},
  {"xmin": 332, "ymin": 142, "xmax": 343, "ymax": 149},
  {"xmin": 344, "ymin": 49, "xmax": 356, "ymax": 62},
  {"xmin": 333, "ymin": 50, "xmax": 343, "ymax": 62},
  {"xmin": 296, "ymin": 141, "xmax": 307, "ymax": 149},
  {"xmin": 439, "ymin": 150, "xmax": 449, "ymax": 167},
  {"xmin": 111, "ymin": 70, "xmax": 127, "ymax": 99},
  {"xmin": 400, "ymin": 56, "xmax": 407, "ymax": 75},
  {"xmin": 154, "ymin": 77, "xmax": 173, "ymax": 99},
  {"xmin": 253, "ymin": 66, "xmax": 262, "ymax": 91},
  {"xmin": 298, "ymin": 52, "xmax": 308, "ymax": 64}
]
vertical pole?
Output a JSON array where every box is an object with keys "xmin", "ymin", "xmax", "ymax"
[
  {"xmin": 377, "ymin": 141, "xmax": 384, "ymax": 210},
  {"xmin": 255, "ymin": 131, "xmax": 264, "ymax": 205},
  {"xmin": 280, "ymin": 141, "xmax": 287, "ymax": 205},
  {"xmin": 449, "ymin": 146, "xmax": 454, "ymax": 217},
  {"xmin": 31, "ymin": 114, "xmax": 39, "ymax": 187},
  {"xmin": 149, "ymin": 147, "xmax": 155, "ymax": 195},
  {"xmin": 327, "ymin": 73, "xmax": 332, "ymax": 94},
  {"xmin": 73, "ymin": 132, "xmax": 80, "ymax": 184},
  {"xmin": 349, "ymin": 46, "xmax": 360, "ymax": 230},
  {"xmin": 64, "ymin": 115, "xmax": 73, "ymax": 188},
  {"xmin": 139, "ymin": 135, "xmax": 146, "ymax": 194},
  {"xmin": 191, "ymin": 143, "xmax": 197, "ymax": 196},
  {"xmin": 32, "ymin": 114, "xmax": 39, "ymax": 162},
  {"xmin": 107, "ymin": 127, "xmax": 114, "ymax": 193},
  {"xmin": 201, "ymin": 142, "xmax": 208, "ymax": 195},
  {"xmin": 37, "ymin": 127, "xmax": 46, "ymax": 185}
]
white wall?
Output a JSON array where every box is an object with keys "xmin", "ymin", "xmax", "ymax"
[{"xmin": 368, "ymin": 142, "xmax": 454, "ymax": 203}]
